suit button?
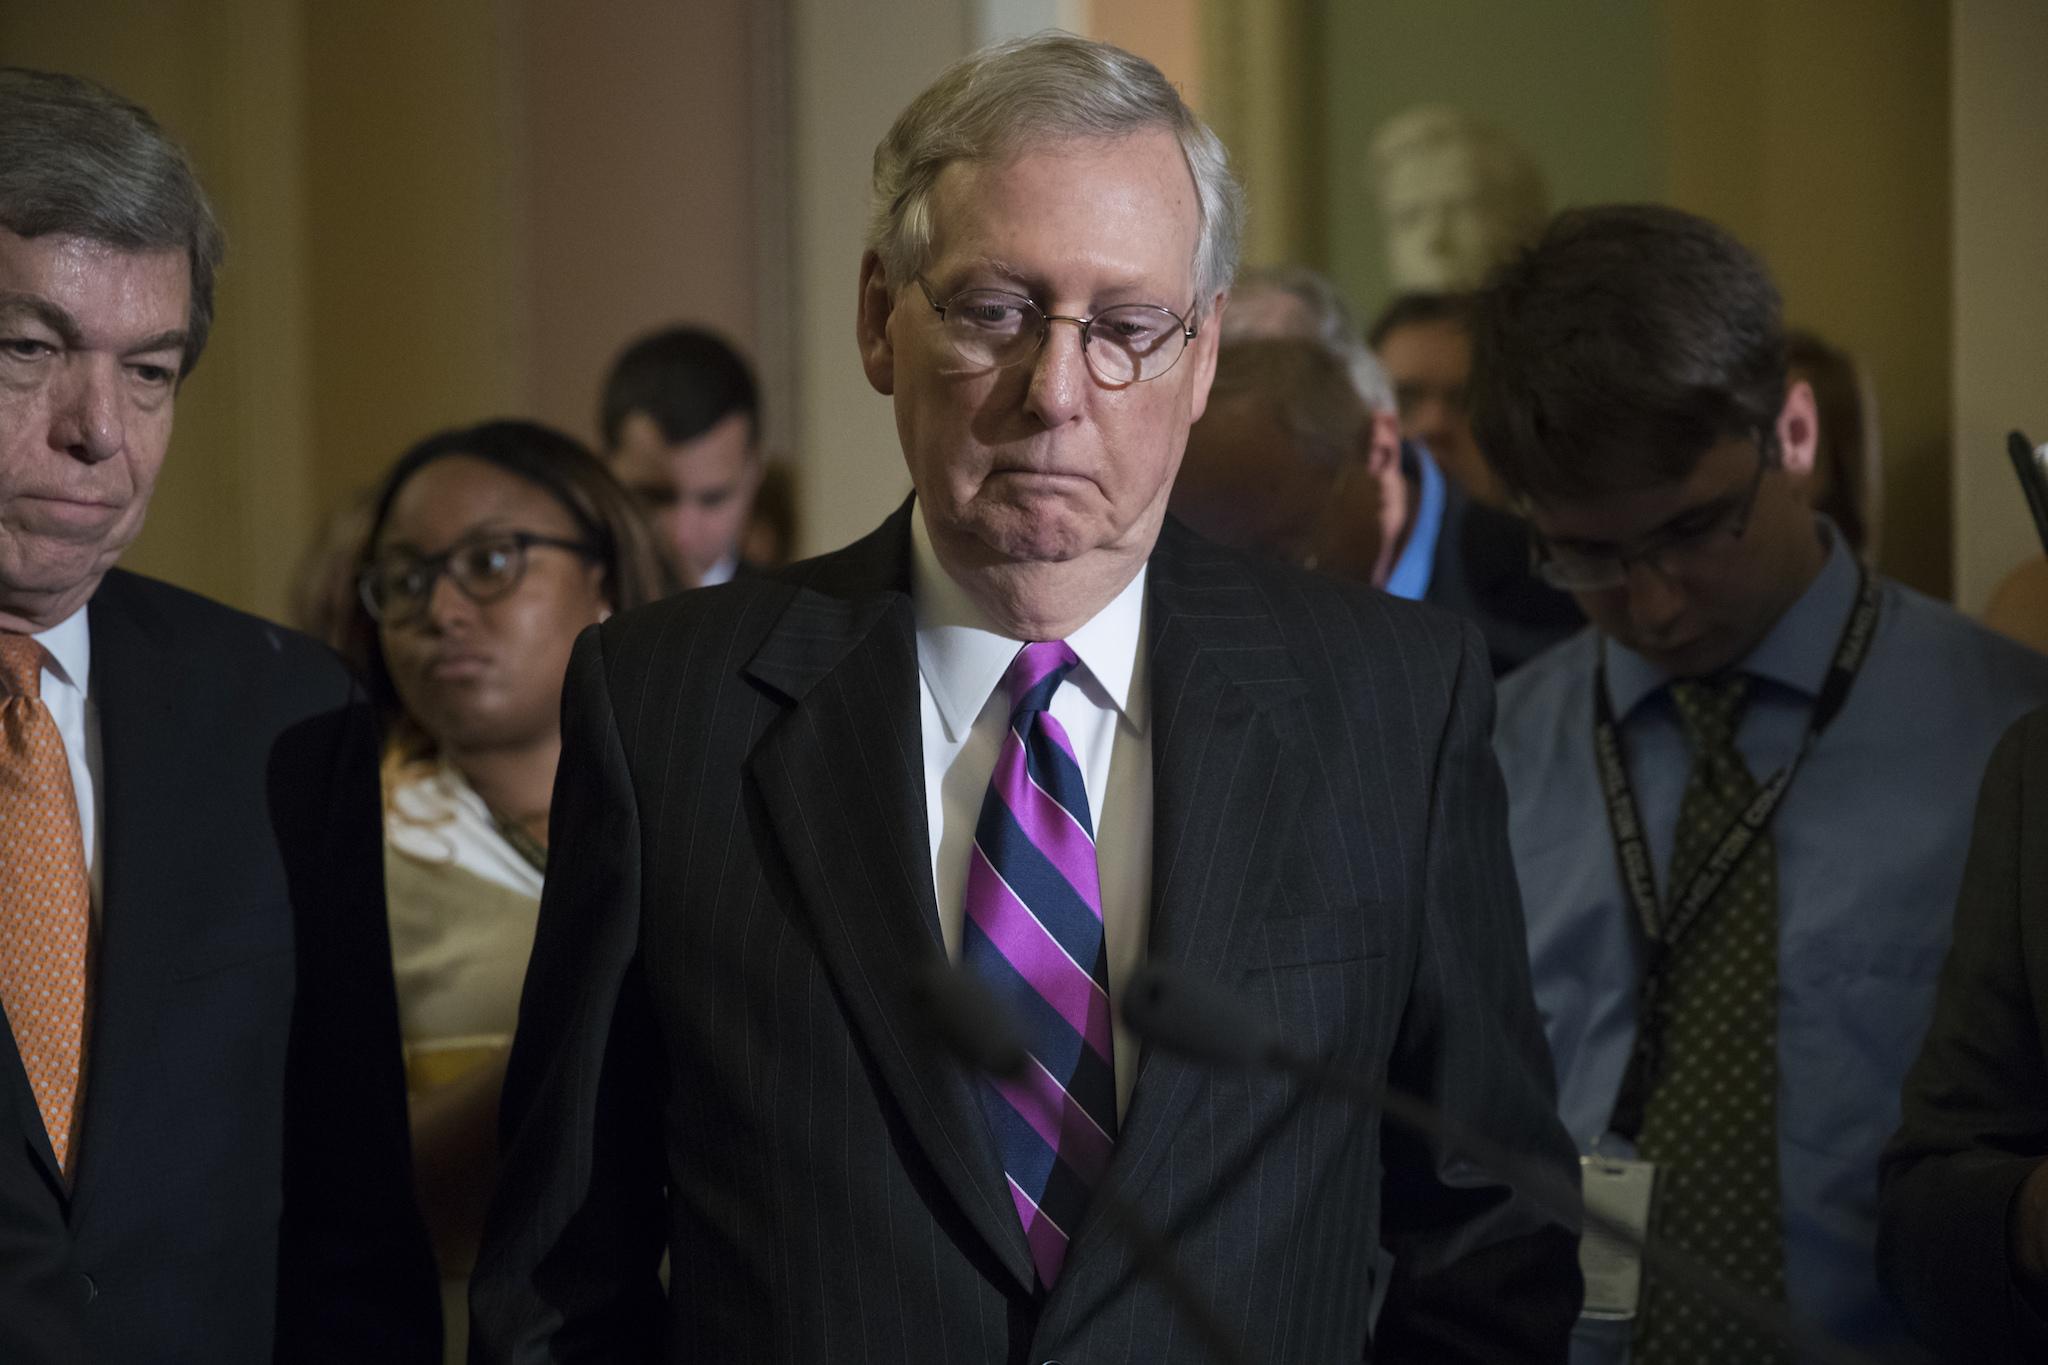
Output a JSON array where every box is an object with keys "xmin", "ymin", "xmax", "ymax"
[{"xmin": 76, "ymin": 1271, "xmax": 96, "ymax": 1304}]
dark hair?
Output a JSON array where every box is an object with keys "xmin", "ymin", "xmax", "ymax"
[
  {"xmin": 1367, "ymin": 291, "xmax": 1471, "ymax": 350},
  {"xmin": 0, "ymin": 67, "xmax": 226, "ymax": 379},
  {"xmin": 345, "ymin": 419, "xmax": 673, "ymax": 745},
  {"xmin": 1205, "ymin": 336, "xmax": 1371, "ymax": 473},
  {"xmin": 598, "ymin": 326, "xmax": 760, "ymax": 453},
  {"xmin": 1467, "ymin": 205, "xmax": 1786, "ymax": 501}
]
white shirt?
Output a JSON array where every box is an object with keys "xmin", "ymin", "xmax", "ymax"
[
  {"xmin": 31, "ymin": 607, "xmax": 99, "ymax": 899},
  {"xmin": 698, "ymin": 553, "xmax": 739, "ymax": 588},
  {"xmin": 386, "ymin": 760, "xmax": 546, "ymax": 901},
  {"xmin": 911, "ymin": 509, "xmax": 1152, "ymax": 1118}
]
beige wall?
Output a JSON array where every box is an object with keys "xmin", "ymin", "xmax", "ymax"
[
  {"xmin": 301, "ymin": 0, "xmax": 530, "ymax": 523},
  {"xmin": 1088, "ymin": 0, "xmax": 1202, "ymax": 111},
  {"xmin": 1664, "ymin": 0, "xmax": 1952, "ymax": 597},
  {"xmin": 1198, "ymin": 0, "xmax": 1319, "ymax": 269},
  {"xmin": 785, "ymin": 0, "xmax": 966, "ymax": 561},
  {"xmin": 1951, "ymin": 0, "xmax": 2048, "ymax": 613},
  {"xmin": 1, "ymin": 0, "xmax": 763, "ymax": 620},
  {"xmin": 7, "ymin": 3, "xmax": 2015, "ymax": 613},
  {"xmin": 518, "ymin": 0, "xmax": 762, "ymax": 449}
]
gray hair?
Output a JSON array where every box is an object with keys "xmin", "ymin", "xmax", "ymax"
[
  {"xmin": 867, "ymin": 31, "xmax": 1243, "ymax": 317},
  {"xmin": 1222, "ymin": 265, "xmax": 1394, "ymax": 415},
  {"xmin": 0, "ymin": 68, "xmax": 225, "ymax": 378},
  {"xmin": 1205, "ymin": 336, "xmax": 1371, "ymax": 475}
]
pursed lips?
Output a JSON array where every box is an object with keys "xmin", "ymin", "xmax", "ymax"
[
  {"xmin": 17, "ymin": 489, "xmax": 121, "ymax": 505},
  {"xmin": 425, "ymin": 650, "xmax": 493, "ymax": 680},
  {"xmin": 12, "ymin": 491, "xmax": 126, "ymax": 526},
  {"xmin": 986, "ymin": 463, "xmax": 1093, "ymax": 485}
]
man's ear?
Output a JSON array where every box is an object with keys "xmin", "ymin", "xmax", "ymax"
[
  {"xmin": 857, "ymin": 252, "xmax": 897, "ymax": 396},
  {"xmin": 1184, "ymin": 289, "xmax": 1228, "ymax": 424},
  {"xmin": 1365, "ymin": 408, "xmax": 1401, "ymax": 477},
  {"xmin": 1776, "ymin": 379, "xmax": 1819, "ymax": 481}
]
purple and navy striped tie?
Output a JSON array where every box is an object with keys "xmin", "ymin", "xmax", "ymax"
[{"xmin": 961, "ymin": 639, "xmax": 1118, "ymax": 1290}]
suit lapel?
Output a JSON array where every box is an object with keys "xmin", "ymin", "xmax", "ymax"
[
  {"xmin": 743, "ymin": 503, "xmax": 1036, "ymax": 1293},
  {"xmin": 1062, "ymin": 523, "xmax": 1310, "ymax": 1273},
  {"xmin": 69, "ymin": 572, "xmax": 190, "ymax": 1221},
  {"xmin": 2, "ymin": 1021, "xmax": 63, "ymax": 1201}
]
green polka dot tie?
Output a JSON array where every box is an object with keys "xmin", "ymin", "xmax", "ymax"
[{"xmin": 1634, "ymin": 675, "xmax": 1788, "ymax": 1365}]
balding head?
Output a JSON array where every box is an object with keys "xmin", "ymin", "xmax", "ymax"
[{"xmin": 1174, "ymin": 336, "xmax": 1396, "ymax": 583}]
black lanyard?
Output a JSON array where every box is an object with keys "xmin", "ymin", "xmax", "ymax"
[{"xmin": 1597, "ymin": 568, "xmax": 1878, "ymax": 1142}]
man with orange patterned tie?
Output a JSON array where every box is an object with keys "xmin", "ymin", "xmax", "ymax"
[{"xmin": 0, "ymin": 68, "xmax": 437, "ymax": 1363}]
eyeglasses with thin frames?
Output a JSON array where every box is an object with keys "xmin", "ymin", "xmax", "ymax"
[
  {"xmin": 359, "ymin": 530, "xmax": 598, "ymax": 625},
  {"xmin": 915, "ymin": 275, "xmax": 1197, "ymax": 386},
  {"xmin": 1529, "ymin": 442, "xmax": 1772, "ymax": 593}
]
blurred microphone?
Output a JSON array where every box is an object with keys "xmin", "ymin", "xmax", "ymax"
[
  {"xmin": 2007, "ymin": 431, "xmax": 2048, "ymax": 556},
  {"xmin": 1123, "ymin": 962, "xmax": 1884, "ymax": 1365},
  {"xmin": 905, "ymin": 957, "xmax": 1030, "ymax": 1077},
  {"xmin": 907, "ymin": 959, "xmax": 1255, "ymax": 1365}
]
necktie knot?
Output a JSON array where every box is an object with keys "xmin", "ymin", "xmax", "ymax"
[
  {"xmin": 1002, "ymin": 640, "xmax": 1081, "ymax": 720},
  {"xmin": 0, "ymin": 635, "xmax": 45, "ymax": 700},
  {"xmin": 1669, "ymin": 673, "xmax": 1749, "ymax": 756}
]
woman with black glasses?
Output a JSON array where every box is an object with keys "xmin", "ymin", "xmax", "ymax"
[{"xmin": 345, "ymin": 420, "xmax": 669, "ymax": 1361}]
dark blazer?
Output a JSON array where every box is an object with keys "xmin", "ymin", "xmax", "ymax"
[
  {"xmin": 1423, "ymin": 474, "xmax": 1582, "ymax": 678},
  {"xmin": 1880, "ymin": 705, "xmax": 2048, "ymax": 1363},
  {"xmin": 471, "ymin": 503, "xmax": 1581, "ymax": 1363},
  {"xmin": 0, "ymin": 570, "xmax": 439, "ymax": 1364}
]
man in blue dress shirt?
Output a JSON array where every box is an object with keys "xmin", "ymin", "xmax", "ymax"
[{"xmin": 1475, "ymin": 204, "xmax": 2048, "ymax": 1364}]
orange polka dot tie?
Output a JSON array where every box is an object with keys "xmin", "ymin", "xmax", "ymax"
[{"xmin": 0, "ymin": 634, "xmax": 92, "ymax": 1179}]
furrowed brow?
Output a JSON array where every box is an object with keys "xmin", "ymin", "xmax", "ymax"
[
  {"xmin": 0, "ymin": 292, "xmax": 84, "ymax": 347},
  {"xmin": 124, "ymin": 329, "xmax": 189, "ymax": 359}
]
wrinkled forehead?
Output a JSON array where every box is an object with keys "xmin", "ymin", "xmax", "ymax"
[
  {"xmin": 0, "ymin": 230, "xmax": 190, "ymax": 342},
  {"xmin": 922, "ymin": 129, "xmax": 1202, "ymax": 280}
]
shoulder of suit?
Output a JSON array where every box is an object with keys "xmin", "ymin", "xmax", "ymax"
[
  {"xmin": 1878, "ymin": 571, "xmax": 2048, "ymax": 685},
  {"xmin": 599, "ymin": 564, "xmax": 808, "ymax": 645},
  {"xmin": 1156, "ymin": 517, "xmax": 1470, "ymax": 643},
  {"xmin": 94, "ymin": 568, "xmax": 353, "ymax": 690}
]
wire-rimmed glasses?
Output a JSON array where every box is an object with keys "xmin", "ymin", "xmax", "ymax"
[
  {"xmin": 915, "ymin": 276, "xmax": 1197, "ymax": 385},
  {"xmin": 1529, "ymin": 443, "xmax": 1772, "ymax": 592}
]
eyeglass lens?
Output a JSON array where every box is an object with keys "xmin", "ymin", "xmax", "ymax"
[
  {"xmin": 366, "ymin": 535, "xmax": 530, "ymax": 621},
  {"xmin": 937, "ymin": 288, "xmax": 1188, "ymax": 383}
]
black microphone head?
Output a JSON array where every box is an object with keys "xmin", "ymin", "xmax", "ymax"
[
  {"xmin": 1122, "ymin": 963, "xmax": 1276, "ymax": 1069},
  {"xmin": 905, "ymin": 959, "xmax": 1029, "ymax": 1079}
]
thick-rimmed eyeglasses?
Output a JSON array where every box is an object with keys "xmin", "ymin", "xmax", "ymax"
[
  {"xmin": 1531, "ymin": 444, "xmax": 1771, "ymax": 592},
  {"xmin": 359, "ymin": 531, "xmax": 598, "ymax": 625},
  {"xmin": 915, "ymin": 276, "xmax": 1197, "ymax": 385}
]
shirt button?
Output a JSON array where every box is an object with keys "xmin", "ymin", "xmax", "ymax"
[{"xmin": 76, "ymin": 1271, "xmax": 97, "ymax": 1303}]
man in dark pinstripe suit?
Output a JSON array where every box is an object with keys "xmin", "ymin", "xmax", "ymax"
[{"xmin": 472, "ymin": 33, "xmax": 1580, "ymax": 1365}]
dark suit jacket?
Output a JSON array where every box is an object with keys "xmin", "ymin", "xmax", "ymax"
[
  {"xmin": 0, "ymin": 570, "xmax": 439, "ymax": 1364},
  {"xmin": 1422, "ymin": 473, "xmax": 1582, "ymax": 678},
  {"xmin": 471, "ymin": 503, "xmax": 1581, "ymax": 1363},
  {"xmin": 1880, "ymin": 705, "xmax": 2048, "ymax": 1363}
]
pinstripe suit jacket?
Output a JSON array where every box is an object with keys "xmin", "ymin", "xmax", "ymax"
[{"xmin": 470, "ymin": 502, "xmax": 1580, "ymax": 1363}]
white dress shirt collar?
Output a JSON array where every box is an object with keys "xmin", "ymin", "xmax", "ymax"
[
  {"xmin": 697, "ymin": 552, "xmax": 739, "ymax": 588},
  {"xmin": 33, "ymin": 602, "xmax": 90, "ymax": 695},
  {"xmin": 909, "ymin": 503, "xmax": 1148, "ymax": 743}
]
